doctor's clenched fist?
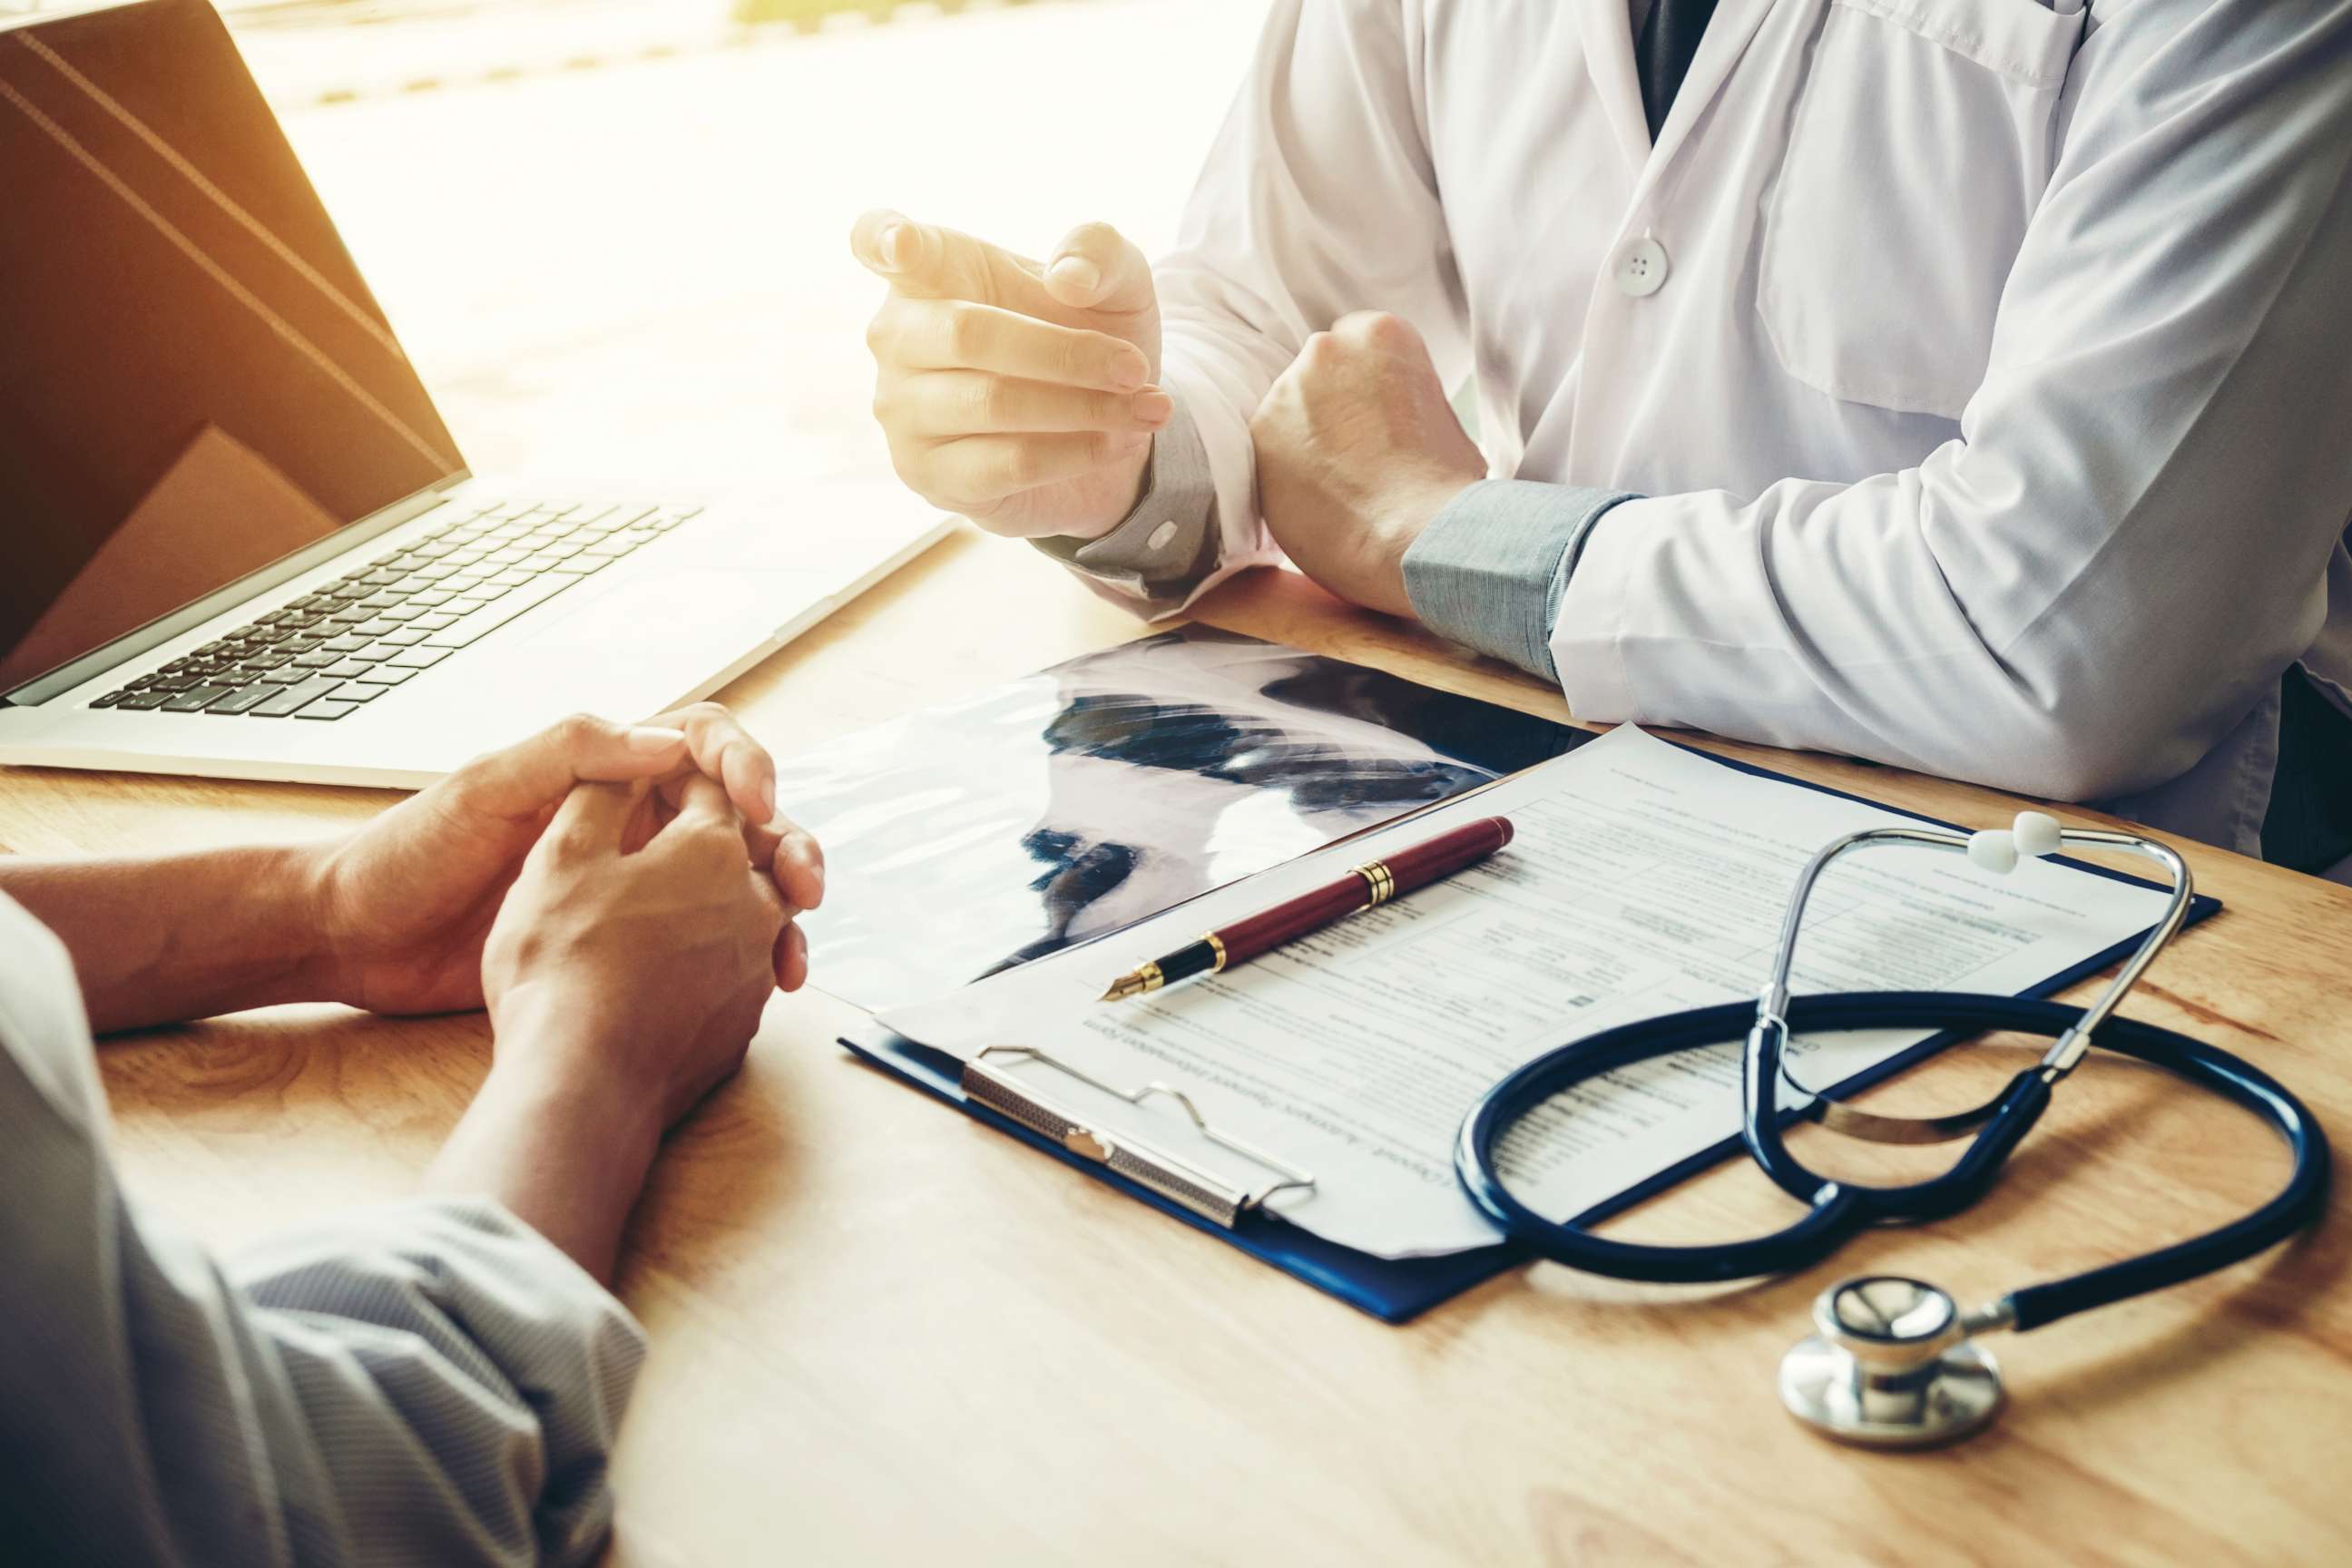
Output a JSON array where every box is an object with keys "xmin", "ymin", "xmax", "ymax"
[{"xmin": 853, "ymin": 211, "xmax": 1169, "ymax": 538}]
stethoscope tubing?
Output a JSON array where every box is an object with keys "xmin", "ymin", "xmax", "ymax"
[{"xmin": 1456, "ymin": 992, "xmax": 2330, "ymax": 1328}]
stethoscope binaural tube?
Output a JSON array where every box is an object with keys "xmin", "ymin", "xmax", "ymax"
[{"xmin": 1455, "ymin": 991, "xmax": 2329, "ymax": 1322}]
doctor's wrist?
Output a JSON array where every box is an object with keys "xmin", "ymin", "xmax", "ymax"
[{"xmin": 1357, "ymin": 475, "xmax": 1482, "ymax": 620}]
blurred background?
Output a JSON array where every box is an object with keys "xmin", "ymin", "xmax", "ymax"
[{"xmin": 4, "ymin": 0, "xmax": 1265, "ymax": 497}]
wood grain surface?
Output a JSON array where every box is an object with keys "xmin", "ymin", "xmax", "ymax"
[{"xmin": 8, "ymin": 528, "xmax": 2349, "ymax": 1567}]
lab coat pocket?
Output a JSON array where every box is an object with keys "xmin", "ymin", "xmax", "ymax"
[{"xmin": 1755, "ymin": 0, "xmax": 2085, "ymax": 418}]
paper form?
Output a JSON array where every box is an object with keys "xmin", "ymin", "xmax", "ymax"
[{"xmin": 883, "ymin": 728, "xmax": 2175, "ymax": 1259}]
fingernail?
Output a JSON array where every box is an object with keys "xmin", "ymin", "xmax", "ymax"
[
  {"xmin": 1133, "ymin": 389, "xmax": 1173, "ymax": 426},
  {"xmin": 625, "ymin": 725, "xmax": 687, "ymax": 753},
  {"xmin": 877, "ymin": 220, "xmax": 907, "ymax": 270},
  {"xmin": 1050, "ymin": 255, "xmax": 1102, "ymax": 295},
  {"xmin": 1112, "ymin": 348, "xmax": 1149, "ymax": 391}
]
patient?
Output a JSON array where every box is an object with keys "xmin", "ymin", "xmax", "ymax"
[{"xmin": 0, "ymin": 705, "xmax": 823, "ymax": 1567}]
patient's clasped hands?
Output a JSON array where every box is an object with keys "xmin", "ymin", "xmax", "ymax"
[{"xmin": 314, "ymin": 702, "xmax": 822, "ymax": 1016}]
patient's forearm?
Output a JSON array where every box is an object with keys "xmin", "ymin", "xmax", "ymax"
[
  {"xmin": 423, "ymin": 1052, "xmax": 662, "ymax": 1286},
  {"xmin": 0, "ymin": 846, "xmax": 334, "ymax": 1033}
]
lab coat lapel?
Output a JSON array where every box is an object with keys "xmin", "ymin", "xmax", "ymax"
[
  {"xmin": 1641, "ymin": 0, "xmax": 1781, "ymax": 185},
  {"xmin": 1576, "ymin": 0, "xmax": 1651, "ymax": 179}
]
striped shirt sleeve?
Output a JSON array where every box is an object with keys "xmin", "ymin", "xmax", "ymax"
[{"xmin": 0, "ymin": 893, "xmax": 646, "ymax": 1568}]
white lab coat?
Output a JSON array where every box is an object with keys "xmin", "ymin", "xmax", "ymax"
[{"xmin": 1148, "ymin": 0, "xmax": 2352, "ymax": 856}]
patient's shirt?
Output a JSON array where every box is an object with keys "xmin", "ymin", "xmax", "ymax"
[{"xmin": 0, "ymin": 892, "xmax": 647, "ymax": 1567}]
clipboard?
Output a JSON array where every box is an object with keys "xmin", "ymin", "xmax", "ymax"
[{"xmin": 838, "ymin": 742, "xmax": 2222, "ymax": 1325}]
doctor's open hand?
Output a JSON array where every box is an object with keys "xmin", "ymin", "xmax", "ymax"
[
  {"xmin": 854, "ymin": 210, "xmax": 1171, "ymax": 539},
  {"xmin": 311, "ymin": 704, "xmax": 825, "ymax": 1017},
  {"xmin": 1250, "ymin": 311, "xmax": 1486, "ymax": 618}
]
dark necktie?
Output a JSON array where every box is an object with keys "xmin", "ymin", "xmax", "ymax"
[{"xmin": 1635, "ymin": 0, "xmax": 1722, "ymax": 139}]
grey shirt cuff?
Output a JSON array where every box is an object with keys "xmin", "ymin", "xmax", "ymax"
[
  {"xmin": 1030, "ymin": 397, "xmax": 1220, "ymax": 612},
  {"xmin": 1401, "ymin": 480, "xmax": 1639, "ymax": 680}
]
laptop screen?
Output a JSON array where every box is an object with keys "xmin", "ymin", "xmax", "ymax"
[{"xmin": 0, "ymin": 0, "xmax": 462, "ymax": 692}]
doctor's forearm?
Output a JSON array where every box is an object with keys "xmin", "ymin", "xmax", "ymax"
[{"xmin": 0, "ymin": 847, "xmax": 337, "ymax": 1032}]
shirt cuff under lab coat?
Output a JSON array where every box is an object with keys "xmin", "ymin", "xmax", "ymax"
[
  {"xmin": 1401, "ymin": 480, "xmax": 1639, "ymax": 680},
  {"xmin": 1028, "ymin": 397, "xmax": 1221, "ymax": 613}
]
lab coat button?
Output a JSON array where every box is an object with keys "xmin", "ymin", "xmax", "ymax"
[{"xmin": 1613, "ymin": 237, "xmax": 1670, "ymax": 298}]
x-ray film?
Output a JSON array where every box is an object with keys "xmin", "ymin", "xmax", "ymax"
[{"xmin": 773, "ymin": 628, "xmax": 1586, "ymax": 1008}]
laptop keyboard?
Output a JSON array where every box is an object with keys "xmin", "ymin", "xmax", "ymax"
[{"xmin": 89, "ymin": 496, "xmax": 701, "ymax": 720}]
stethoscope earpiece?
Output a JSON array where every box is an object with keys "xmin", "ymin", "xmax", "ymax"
[{"xmin": 1777, "ymin": 1276, "xmax": 2005, "ymax": 1449}]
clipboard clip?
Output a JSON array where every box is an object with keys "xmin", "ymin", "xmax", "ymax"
[{"xmin": 960, "ymin": 1045, "xmax": 1317, "ymax": 1229}]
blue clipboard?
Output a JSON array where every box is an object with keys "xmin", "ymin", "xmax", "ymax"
[{"xmin": 838, "ymin": 739, "xmax": 2222, "ymax": 1325}]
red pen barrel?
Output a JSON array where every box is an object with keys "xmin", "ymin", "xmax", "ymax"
[
  {"xmin": 1211, "ymin": 816, "xmax": 1514, "ymax": 967},
  {"xmin": 1382, "ymin": 815, "xmax": 1514, "ymax": 896}
]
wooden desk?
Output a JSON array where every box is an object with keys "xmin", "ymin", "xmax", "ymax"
[{"xmin": 7, "ymin": 530, "xmax": 2351, "ymax": 1566}]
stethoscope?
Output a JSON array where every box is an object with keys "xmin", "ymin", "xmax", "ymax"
[{"xmin": 1454, "ymin": 811, "xmax": 2330, "ymax": 1448}]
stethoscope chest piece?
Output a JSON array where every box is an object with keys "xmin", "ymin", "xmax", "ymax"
[{"xmin": 1778, "ymin": 1276, "xmax": 2004, "ymax": 1449}]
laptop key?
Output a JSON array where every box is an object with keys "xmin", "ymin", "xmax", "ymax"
[
  {"xmin": 355, "ymin": 665, "xmax": 415, "ymax": 686},
  {"xmin": 382, "ymin": 629, "xmax": 431, "ymax": 646},
  {"xmin": 334, "ymin": 681, "xmax": 386, "ymax": 701},
  {"xmin": 117, "ymin": 691, "xmax": 172, "ymax": 710},
  {"xmin": 387, "ymin": 647, "xmax": 449, "ymax": 669},
  {"xmin": 204, "ymin": 685, "xmax": 276, "ymax": 714},
  {"xmin": 294, "ymin": 699, "xmax": 361, "ymax": 721},
  {"xmin": 250, "ymin": 676, "xmax": 346, "ymax": 717},
  {"xmin": 424, "ymin": 574, "xmax": 573, "ymax": 648},
  {"xmin": 90, "ymin": 690, "xmax": 126, "ymax": 708},
  {"xmin": 321, "ymin": 661, "xmax": 374, "ymax": 680},
  {"xmin": 162, "ymin": 684, "xmax": 234, "ymax": 712},
  {"xmin": 292, "ymin": 650, "xmax": 341, "ymax": 669}
]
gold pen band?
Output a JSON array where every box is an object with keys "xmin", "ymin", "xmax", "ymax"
[
  {"xmin": 1134, "ymin": 959, "xmax": 1166, "ymax": 994},
  {"xmin": 1202, "ymin": 931, "xmax": 1228, "ymax": 972},
  {"xmin": 1351, "ymin": 860, "xmax": 1396, "ymax": 907}
]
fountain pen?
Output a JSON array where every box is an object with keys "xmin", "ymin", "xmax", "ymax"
[{"xmin": 1098, "ymin": 815, "xmax": 1515, "ymax": 1002}]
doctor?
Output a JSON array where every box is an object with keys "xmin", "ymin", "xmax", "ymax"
[{"xmin": 856, "ymin": 0, "xmax": 2352, "ymax": 875}]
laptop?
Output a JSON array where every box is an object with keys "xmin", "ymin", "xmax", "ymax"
[{"xmin": 0, "ymin": 0, "xmax": 950, "ymax": 788}]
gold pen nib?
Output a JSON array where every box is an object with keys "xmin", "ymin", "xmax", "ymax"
[{"xmin": 1098, "ymin": 973, "xmax": 1151, "ymax": 1004}]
